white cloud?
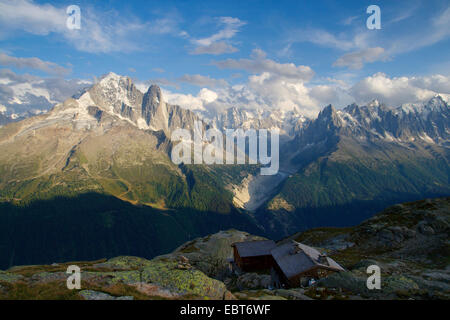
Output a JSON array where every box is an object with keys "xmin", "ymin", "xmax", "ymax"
[
  {"xmin": 279, "ymin": 4, "xmax": 450, "ymax": 73},
  {"xmin": 0, "ymin": 68, "xmax": 90, "ymax": 114},
  {"xmin": 162, "ymin": 50, "xmax": 355, "ymax": 117},
  {"xmin": 409, "ymin": 74, "xmax": 450, "ymax": 93},
  {"xmin": 194, "ymin": 17, "xmax": 245, "ymax": 46},
  {"xmin": 190, "ymin": 16, "xmax": 245, "ymax": 55},
  {"xmin": 0, "ymin": 53, "xmax": 70, "ymax": 76},
  {"xmin": 288, "ymin": 28, "xmax": 370, "ymax": 51},
  {"xmin": 164, "ymin": 88, "xmax": 219, "ymax": 111},
  {"xmin": 386, "ymin": 3, "xmax": 418, "ymax": 24},
  {"xmin": 0, "ymin": 0, "xmax": 66, "ymax": 36},
  {"xmin": 163, "ymin": 71, "xmax": 450, "ymax": 118},
  {"xmin": 244, "ymin": 73, "xmax": 320, "ymax": 115},
  {"xmin": 214, "ymin": 49, "xmax": 315, "ymax": 81},
  {"xmin": 333, "ymin": 47, "xmax": 387, "ymax": 69},
  {"xmin": 134, "ymin": 78, "xmax": 179, "ymax": 92},
  {"xmin": 349, "ymin": 73, "xmax": 450, "ymax": 106},
  {"xmin": 0, "ymin": 68, "xmax": 40, "ymax": 83},
  {"xmin": 198, "ymin": 88, "xmax": 218, "ymax": 103},
  {"xmin": 191, "ymin": 42, "xmax": 238, "ymax": 55},
  {"xmin": 165, "ymin": 74, "xmax": 344, "ymax": 118},
  {"xmin": 178, "ymin": 74, "xmax": 228, "ymax": 88},
  {"xmin": 342, "ymin": 15, "xmax": 359, "ymax": 26},
  {"xmin": 388, "ymin": 7, "xmax": 450, "ymax": 55},
  {"xmin": 290, "ymin": 6, "xmax": 450, "ymax": 70},
  {"xmin": 0, "ymin": 0, "xmax": 181, "ymax": 53}
]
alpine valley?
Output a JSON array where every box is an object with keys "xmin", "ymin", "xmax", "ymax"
[{"xmin": 0, "ymin": 72, "xmax": 449, "ymax": 269}]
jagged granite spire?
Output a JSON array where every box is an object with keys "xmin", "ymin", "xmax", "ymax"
[{"xmin": 147, "ymin": 85, "xmax": 163, "ymax": 104}]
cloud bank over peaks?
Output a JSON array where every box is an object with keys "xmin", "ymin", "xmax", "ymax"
[
  {"xmin": 163, "ymin": 70, "xmax": 450, "ymax": 118},
  {"xmin": 161, "ymin": 49, "xmax": 349, "ymax": 117},
  {"xmin": 350, "ymin": 73, "xmax": 450, "ymax": 106},
  {"xmin": 0, "ymin": 68, "xmax": 91, "ymax": 115}
]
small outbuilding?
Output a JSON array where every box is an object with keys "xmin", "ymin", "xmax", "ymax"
[
  {"xmin": 231, "ymin": 239, "xmax": 344, "ymax": 288},
  {"xmin": 271, "ymin": 241, "xmax": 345, "ymax": 287},
  {"xmin": 231, "ymin": 240, "xmax": 276, "ymax": 272}
]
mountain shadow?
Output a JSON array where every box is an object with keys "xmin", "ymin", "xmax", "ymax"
[
  {"xmin": 0, "ymin": 193, "xmax": 263, "ymax": 269},
  {"xmin": 256, "ymin": 191, "xmax": 450, "ymax": 240}
]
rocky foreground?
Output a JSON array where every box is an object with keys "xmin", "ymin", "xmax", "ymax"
[{"xmin": 0, "ymin": 197, "xmax": 449, "ymax": 300}]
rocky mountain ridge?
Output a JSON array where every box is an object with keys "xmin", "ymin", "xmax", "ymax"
[{"xmin": 55, "ymin": 72, "xmax": 201, "ymax": 137}]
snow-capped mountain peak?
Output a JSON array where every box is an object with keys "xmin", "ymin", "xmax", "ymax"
[
  {"xmin": 309, "ymin": 97, "xmax": 450, "ymax": 145},
  {"xmin": 368, "ymin": 99, "xmax": 381, "ymax": 108}
]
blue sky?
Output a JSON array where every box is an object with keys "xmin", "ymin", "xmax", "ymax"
[{"xmin": 0, "ymin": 0, "xmax": 449, "ymax": 116}]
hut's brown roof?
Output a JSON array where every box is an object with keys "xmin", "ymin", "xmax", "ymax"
[
  {"xmin": 271, "ymin": 241, "xmax": 345, "ymax": 279},
  {"xmin": 232, "ymin": 240, "xmax": 276, "ymax": 258}
]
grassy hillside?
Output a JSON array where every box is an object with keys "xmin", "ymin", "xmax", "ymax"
[
  {"xmin": 0, "ymin": 117, "xmax": 258, "ymax": 213},
  {"xmin": 258, "ymin": 139, "xmax": 450, "ymax": 238}
]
